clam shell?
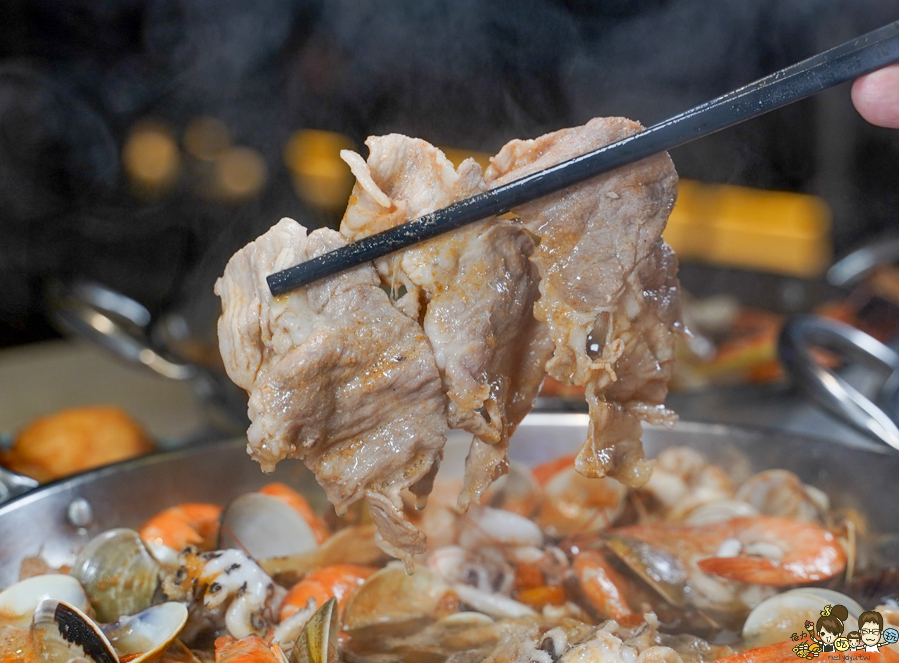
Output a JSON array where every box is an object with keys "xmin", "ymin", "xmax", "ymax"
[
  {"xmin": 261, "ymin": 525, "xmax": 387, "ymax": 585},
  {"xmin": 71, "ymin": 528, "xmax": 161, "ymax": 623},
  {"xmin": 742, "ymin": 588, "xmax": 864, "ymax": 648},
  {"xmin": 343, "ymin": 563, "xmax": 455, "ymax": 631},
  {"xmin": 32, "ymin": 598, "xmax": 119, "ymax": 663},
  {"xmin": 219, "ymin": 493, "xmax": 319, "ymax": 561},
  {"xmin": 458, "ymin": 507, "xmax": 544, "ymax": 549},
  {"xmin": 0, "ymin": 574, "xmax": 90, "ymax": 627},
  {"xmin": 290, "ymin": 596, "xmax": 338, "ymax": 663},
  {"xmin": 684, "ymin": 500, "xmax": 760, "ymax": 525},
  {"xmin": 603, "ymin": 533, "xmax": 689, "ymax": 608},
  {"xmin": 103, "ymin": 602, "xmax": 188, "ymax": 663}
]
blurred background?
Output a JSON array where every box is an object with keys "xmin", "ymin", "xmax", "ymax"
[{"xmin": 2, "ymin": 0, "xmax": 899, "ymax": 471}]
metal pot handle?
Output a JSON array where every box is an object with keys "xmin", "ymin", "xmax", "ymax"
[
  {"xmin": 45, "ymin": 281, "xmax": 249, "ymax": 431},
  {"xmin": 827, "ymin": 235, "xmax": 899, "ymax": 287},
  {"xmin": 778, "ymin": 314, "xmax": 899, "ymax": 451},
  {"xmin": 45, "ymin": 281, "xmax": 197, "ymax": 381},
  {"xmin": 0, "ymin": 465, "xmax": 38, "ymax": 504}
]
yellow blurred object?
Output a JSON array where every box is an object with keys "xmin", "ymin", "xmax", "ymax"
[
  {"xmin": 439, "ymin": 146, "xmax": 492, "ymax": 171},
  {"xmin": 438, "ymin": 149, "xmax": 830, "ymax": 278},
  {"xmin": 123, "ymin": 121, "xmax": 180, "ymax": 193},
  {"xmin": 215, "ymin": 146, "xmax": 268, "ymax": 201},
  {"xmin": 291, "ymin": 130, "xmax": 830, "ymax": 278},
  {"xmin": 665, "ymin": 180, "xmax": 831, "ymax": 278},
  {"xmin": 1, "ymin": 406, "xmax": 154, "ymax": 483},
  {"xmin": 284, "ymin": 129, "xmax": 356, "ymax": 211},
  {"xmin": 184, "ymin": 117, "xmax": 231, "ymax": 161}
]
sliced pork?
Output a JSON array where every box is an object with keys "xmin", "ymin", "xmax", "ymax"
[
  {"xmin": 340, "ymin": 135, "xmax": 552, "ymax": 508},
  {"xmin": 485, "ymin": 117, "xmax": 682, "ymax": 487},
  {"xmin": 216, "ymin": 117, "xmax": 681, "ymax": 563},
  {"xmin": 214, "ymin": 219, "xmax": 447, "ymax": 561}
]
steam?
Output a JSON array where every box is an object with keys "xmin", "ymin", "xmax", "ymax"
[{"xmin": 0, "ymin": 0, "xmax": 897, "ymax": 339}]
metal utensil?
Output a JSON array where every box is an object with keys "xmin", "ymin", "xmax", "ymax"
[
  {"xmin": 45, "ymin": 280, "xmax": 249, "ymax": 432},
  {"xmin": 267, "ymin": 20, "xmax": 899, "ymax": 296},
  {"xmin": 0, "ymin": 465, "xmax": 37, "ymax": 504},
  {"xmin": 779, "ymin": 314, "xmax": 899, "ymax": 451},
  {"xmin": 828, "ymin": 235, "xmax": 899, "ymax": 288}
]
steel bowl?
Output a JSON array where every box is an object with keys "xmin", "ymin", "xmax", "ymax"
[{"xmin": 1, "ymin": 414, "xmax": 896, "ymax": 589}]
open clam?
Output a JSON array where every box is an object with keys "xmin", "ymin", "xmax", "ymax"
[
  {"xmin": 103, "ymin": 602, "xmax": 189, "ymax": 663},
  {"xmin": 219, "ymin": 492, "xmax": 319, "ymax": 560},
  {"xmin": 742, "ymin": 588, "xmax": 864, "ymax": 648},
  {"xmin": 30, "ymin": 598, "xmax": 188, "ymax": 663},
  {"xmin": 71, "ymin": 528, "xmax": 162, "ymax": 623},
  {"xmin": 342, "ymin": 563, "xmax": 457, "ymax": 632},
  {"xmin": 0, "ymin": 574, "xmax": 90, "ymax": 627},
  {"xmin": 31, "ymin": 598, "xmax": 119, "ymax": 663},
  {"xmin": 603, "ymin": 533, "xmax": 689, "ymax": 608}
]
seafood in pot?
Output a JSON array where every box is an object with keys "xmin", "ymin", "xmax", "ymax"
[
  {"xmin": 0, "ymin": 597, "xmax": 187, "ymax": 663},
  {"xmin": 0, "ymin": 442, "xmax": 894, "ymax": 663}
]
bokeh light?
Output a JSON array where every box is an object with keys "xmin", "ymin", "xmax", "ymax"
[
  {"xmin": 214, "ymin": 146, "xmax": 267, "ymax": 201},
  {"xmin": 284, "ymin": 129, "xmax": 356, "ymax": 211},
  {"xmin": 122, "ymin": 122, "xmax": 180, "ymax": 193},
  {"xmin": 184, "ymin": 117, "xmax": 231, "ymax": 161}
]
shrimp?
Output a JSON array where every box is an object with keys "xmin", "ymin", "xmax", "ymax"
[
  {"xmin": 214, "ymin": 635, "xmax": 284, "ymax": 663},
  {"xmin": 532, "ymin": 455, "xmax": 627, "ymax": 537},
  {"xmin": 713, "ymin": 640, "xmax": 810, "ymax": 663},
  {"xmin": 279, "ymin": 564, "xmax": 376, "ymax": 621},
  {"xmin": 142, "ymin": 484, "xmax": 327, "ymax": 554},
  {"xmin": 642, "ymin": 447, "xmax": 735, "ymax": 520},
  {"xmin": 572, "ymin": 550, "xmax": 640, "ymax": 626},
  {"xmin": 139, "ymin": 503, "xmax": 223, "ymax": 551},
  {"xmin": 735, "ymin": 470, "xmax": 828, "ymax": 524},
  {"xmin": 613, "ymin": 516, "xmax": 846, "ymax": 586},
  {"xmin": 714, "ymin": 639, "xmax": 899, "ymax": 663},
  {"xmin": 510, "ymin": 551, "xmax": 568, "ymax": 611},
  {"xmin": 258, "ymin": 483, "xmax": 330, "ymax": 544}
]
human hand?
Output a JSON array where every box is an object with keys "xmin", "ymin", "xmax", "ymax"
[{"xmin": 852, "ymin": 63, "xmax": 899, "ymax": 128}]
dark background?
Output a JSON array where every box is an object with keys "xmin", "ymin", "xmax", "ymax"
[{"xmin": 1, "ymin": 0, "xmax": 898, "ymax": 347}]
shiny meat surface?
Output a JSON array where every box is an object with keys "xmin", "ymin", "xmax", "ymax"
[
  {"xmin": 486, "ymin": 117, "xmax": 681, "ymax": 487},
  {"xmin": 340, "ymin": 135, "xmax": 552, "ymax": 509},
  {"xmin": 214, "ymin": 218, "xmax": 447, "ymax": 561},
  {"xmin": 216, "ymin": 118, "xmax": 681, "ymax": 562}
]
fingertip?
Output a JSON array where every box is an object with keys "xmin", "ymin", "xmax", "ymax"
[{"xmin": 852, "ymin": 64, "xmax": 899, "ymax": 129}]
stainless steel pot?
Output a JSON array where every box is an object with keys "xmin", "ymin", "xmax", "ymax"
[{"xmin": 2, "ymin": 414, "xmax": 897, "ymax": 590}]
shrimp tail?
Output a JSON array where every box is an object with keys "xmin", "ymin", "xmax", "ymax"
[
  {"xmin": 698, "ymin": 555, "xmax": 797, "ymax": 586},
  {"xmin": 699, "ymin": 540, "xmax": 846, "ymax": 586},
  {"xmin": 714, "ymin": 640, "xmax": 899, "ymax": 663},
  {"xmin": 714, "ymin": 640, "xmax": 810, "ymax": 663}
]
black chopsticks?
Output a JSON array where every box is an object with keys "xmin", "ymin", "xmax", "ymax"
[{"xmin": 267, "ymin": 20, "xmax": 899, "ymax": 297}]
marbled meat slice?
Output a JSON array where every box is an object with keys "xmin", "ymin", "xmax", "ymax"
[
  {"xmin": 340, "ymin": 136, "xmax": 552, "ymax": 509},
  {"xmin": 485, "ymin": 117, "xmax": 682, "ymax": 488},
  {"xmin": 214, "ymin": 218, "xmax": 447, "ymax": 561}
]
